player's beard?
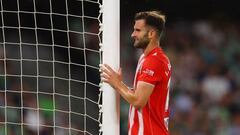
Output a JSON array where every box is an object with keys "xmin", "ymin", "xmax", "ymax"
[{"xmin": 133, "ymin": 33, "xmax": 150, "ymax": 49}]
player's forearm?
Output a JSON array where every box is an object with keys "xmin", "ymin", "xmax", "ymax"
[{"xmin": 115, "ymin": 82, "xmax": 143, "ymax": 109}]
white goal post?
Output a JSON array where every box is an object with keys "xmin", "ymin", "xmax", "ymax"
[{"xmin": 101, "ymin": 0, "xmax": 120, "ymax": 135}]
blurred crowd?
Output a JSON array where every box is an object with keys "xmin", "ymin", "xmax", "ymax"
[{"xmin": 120, "ymin": 19, "xmax": 240, "ymax": 135}]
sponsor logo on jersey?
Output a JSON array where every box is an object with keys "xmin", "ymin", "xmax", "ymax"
[{"xmin": 143, "ymin": 69, "xmax": 154, "ymax": 76}]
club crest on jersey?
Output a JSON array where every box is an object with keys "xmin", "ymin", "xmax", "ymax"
[{"xmin": 143, "ymin": 69, "xmax": 154, "ymax": 76}]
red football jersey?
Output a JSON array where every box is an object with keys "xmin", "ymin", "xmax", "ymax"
[{"xmin": 128, "ymin": 47, "xmax": 171, "ymax": 135}]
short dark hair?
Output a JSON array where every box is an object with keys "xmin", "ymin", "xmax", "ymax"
[{"xmin": 135, "ymin": 11, "xmax": 166, "ymax": 37}]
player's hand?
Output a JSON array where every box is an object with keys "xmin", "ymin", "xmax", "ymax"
[{"xmin": 100, "ymin": 64, "xmax": 122, "ymax": 89}]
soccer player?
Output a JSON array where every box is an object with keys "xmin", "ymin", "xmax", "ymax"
[{"xmin": 100, "ymin": 11, "xmax": 171, "ymax": 135}]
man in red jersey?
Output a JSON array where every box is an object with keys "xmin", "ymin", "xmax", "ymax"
[{"xmin": 100, "ymin": 11, "xmax": 171, "ymax": 135}]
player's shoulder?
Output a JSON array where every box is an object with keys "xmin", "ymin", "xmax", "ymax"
[
  {"xmin": 147, "ymin": 48, "xmax": 170, "ymax": 64},
  {"xmin": 145, "ymin": 50, "xmax": 171, "ymax": 75}
]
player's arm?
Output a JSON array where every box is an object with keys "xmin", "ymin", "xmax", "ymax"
[
  {"xmin": 100, "ymin": 64, "xmax": 154, "ymax": 109},
  {"xmin": 116, "ymin": 81, "xmax": 154, "ymax": 109}
]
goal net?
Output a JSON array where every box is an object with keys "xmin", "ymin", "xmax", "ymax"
[{"xmin": 0, "ymin": 0, "xmax": 119, "ymax": 135}]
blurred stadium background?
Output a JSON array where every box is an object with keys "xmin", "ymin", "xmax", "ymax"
[{"xmin": 120, "ymin": 0, "xmax": 240, "ymax": 135}]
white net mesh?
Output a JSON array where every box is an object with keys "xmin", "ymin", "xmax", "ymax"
[{"xmin": 0, "ymin": 0, "xmax": 102, "ymax": 134}]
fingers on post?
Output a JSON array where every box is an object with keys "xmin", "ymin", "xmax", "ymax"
[
  {"xmin": 100, "ymin": 72, "xmax": 109, "ymax": 79},
  {"xmin": 101, "ymin": 78, "xmax": 108, "ymax": 83},
  {"xmin": 118, "ymin": 67, "xmax": 122, "ymax": 75},
  {"xmin": 100, "ymin": 64, "xmax": 112, "ymax": 74},
  {"xmin": 100, "ymin": 69, "xmax": 111, "ymax": 83},
  {"xmin": 104, "ymin": 64, "xmax": 114, "ymax": 73}
]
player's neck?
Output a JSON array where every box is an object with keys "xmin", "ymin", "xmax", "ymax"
[{"xmin": 143, "ymin": 40, "xmax": 160, "ymax": 56}]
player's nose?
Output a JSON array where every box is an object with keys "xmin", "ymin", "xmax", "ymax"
[{"xmin": 131, "ymin": 31, "xmax": 136, "ymax": 38}]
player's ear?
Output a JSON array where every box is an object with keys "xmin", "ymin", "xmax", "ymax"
[{"xmin": 148, "ymin": 29, "xmax": 155, "ymax": 38}]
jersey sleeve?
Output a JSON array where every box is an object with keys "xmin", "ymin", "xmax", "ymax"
[{"xmin": 138, "ymin": 57, "xmax": 162, "ymax": 86}]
